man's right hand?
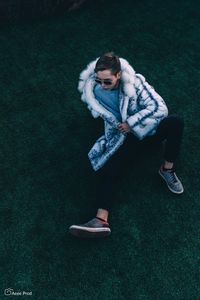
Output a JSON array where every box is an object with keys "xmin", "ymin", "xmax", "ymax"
[{"xmin": 118, "ymin": 122, "xmax": 131, "ymax": 134}]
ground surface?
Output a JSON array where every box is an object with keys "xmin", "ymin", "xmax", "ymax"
[{"xmin": 0, "ymin": 0, "xmax": 200, "ymax": 299}]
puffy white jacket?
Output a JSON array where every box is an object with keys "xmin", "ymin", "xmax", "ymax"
[{"xmin": 78, "ymin": 57, "xmax": 168, "ymax": 171}]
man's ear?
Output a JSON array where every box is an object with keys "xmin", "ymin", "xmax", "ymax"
[{"xmin": 116, "ymin": 71, "xmax": 122, "ymax": 79}]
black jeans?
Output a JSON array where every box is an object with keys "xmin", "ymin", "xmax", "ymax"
[{"xmin": 94, "ymin": 115, "xmax": 184, "ymax": 212}]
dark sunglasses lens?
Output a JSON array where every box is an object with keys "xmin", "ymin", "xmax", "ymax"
[
  {"xmin": 104, "ymin": 81, "xmax": 112, "ymax": 85},
  {"xmin": 95, "ymin": 78, "xmax": 112, "ymax": 85}
]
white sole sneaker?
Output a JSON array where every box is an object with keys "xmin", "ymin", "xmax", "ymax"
[
  {"xmin": 159, "ymin": 170, "xmax": 184, "ymax": 194},
  {"xmin": 69, "ymin": 225, "xmax": 111, "ymax": 238}
]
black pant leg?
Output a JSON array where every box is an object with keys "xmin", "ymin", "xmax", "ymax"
[
  {"xmin": 94, "ymin": 134, "xmax": 139, "ymax": 212},
  {"xmin": 154, "ymin": 115, "xmax": 184, "ymax": 163}
]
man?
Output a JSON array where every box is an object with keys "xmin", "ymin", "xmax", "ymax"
[{"xmin": 69, "ymin": 52, "xmax": 184, "ymax": 238}]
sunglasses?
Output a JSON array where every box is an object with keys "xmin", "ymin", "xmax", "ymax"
[{"xmin": 95, "ymin": 78, "xmax": 113, "ymax": 86}]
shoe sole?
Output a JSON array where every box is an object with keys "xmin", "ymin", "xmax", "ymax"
[
  {"xmin": 158, "ymin": 170, "xmax": 184, "ymax": 194},
  {"xmin": 69, "ymin": 225, "xmax": 111, "ymax": 238}
]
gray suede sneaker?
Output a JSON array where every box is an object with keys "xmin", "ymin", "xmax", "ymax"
[
  {"xmin": 159, "ymin": 166, "xmax": 184, "ymax": 194},
  {"xmin": 69, "ymin": 217, "xmax": 111, "ymax": 238}
]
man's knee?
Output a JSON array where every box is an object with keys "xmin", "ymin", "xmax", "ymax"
[{"xmin": 165, "ymin": 115, "xmax": 184, "ymax": 132}]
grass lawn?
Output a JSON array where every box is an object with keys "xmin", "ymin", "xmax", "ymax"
[{"xmin": 0, "ymin": 0, "xmax": 200, "ymax": 299}]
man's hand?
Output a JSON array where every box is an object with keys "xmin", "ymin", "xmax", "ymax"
[{"xmin": 118, "ymin": 122, "xmax": 131, "ymax": 134}]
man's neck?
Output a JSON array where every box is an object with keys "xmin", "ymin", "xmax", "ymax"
[{"xmin": 112, "ymin": 79, "xmax": 120, "ymax": 90}]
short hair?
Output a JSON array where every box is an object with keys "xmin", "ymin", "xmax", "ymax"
[{"xmin": 94, "ymin": 52, "xmax": 121, "ymax": 75}]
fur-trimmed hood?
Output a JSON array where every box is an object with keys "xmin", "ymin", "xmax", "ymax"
[
  {"xmin": 77, "ymin": 57, "xmax": 139, "ymax": 122},
  {"xmin": 78, "ymin": 57, "xmax": 138, "ymax": 100}
]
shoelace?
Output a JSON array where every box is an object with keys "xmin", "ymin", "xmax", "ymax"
[{"xmin": 165, "ymin": 168, "xmax": 178, "ymax": 184}]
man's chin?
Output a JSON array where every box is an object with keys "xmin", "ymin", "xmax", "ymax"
[{"xmin": 103, "ymin": 86, "xmax": 115, "ymax": 90}]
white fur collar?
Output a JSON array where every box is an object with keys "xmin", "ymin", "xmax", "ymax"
[{"xmin": 78, "ymin": 57, "xmax": 137, "ymax": 99}]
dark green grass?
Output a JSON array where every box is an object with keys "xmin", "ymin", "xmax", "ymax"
[{"xmin": 0, "ymin": 0, "xmax": 200, "ymax": 299}]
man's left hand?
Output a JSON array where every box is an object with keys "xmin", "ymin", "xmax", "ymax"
[{"xmin": 118, "ymin": 122, "xmax": 131, "ymax": 134}]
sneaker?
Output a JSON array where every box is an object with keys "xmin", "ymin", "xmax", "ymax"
[
  {"xmin": 69, "ymin": 217, "xmax": 111, "ymax": 238},
  {"xmin": 159, "ymin": 166, "xmax": 184, "ymax": 194}
]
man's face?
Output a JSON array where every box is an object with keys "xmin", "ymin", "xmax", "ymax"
[{"xmin": 95, "ymin": 70, "xmax": 121, "ymax": 90}]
